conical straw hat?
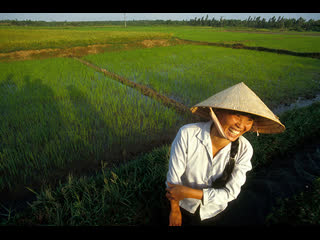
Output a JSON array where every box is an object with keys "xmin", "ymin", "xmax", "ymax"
[{"xmin": 190, "ymin": 82, "xmax": 285, "ymax": 134}]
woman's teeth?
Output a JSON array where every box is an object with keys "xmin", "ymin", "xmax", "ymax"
[{"xmin": 229, "ymin": 128, "xmax": 240, "ymax": 135}]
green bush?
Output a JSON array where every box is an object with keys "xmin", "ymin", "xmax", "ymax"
[
  {"xmin": 1, "ymin": 145, "xmax": 171, "ymax": 226},
  {"xmin": 266, "ymin": 178, "xmax": 320, "ymax": 225}
]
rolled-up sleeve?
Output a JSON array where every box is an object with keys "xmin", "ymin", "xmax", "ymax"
[
  {"xmin": 166, "ymin": 128, "xmax": 187, "ymax": 187},
  {"xmin": 202, "ymin": 142, "xmax": 253, "ymax": 206}
]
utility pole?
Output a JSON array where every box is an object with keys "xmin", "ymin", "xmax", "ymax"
[{"xmin": 124, "ymin": 13, "xmax": 127, "ymax": 28}]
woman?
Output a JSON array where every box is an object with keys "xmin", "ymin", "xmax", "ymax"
[{"xmin": 165, "ymin": 82, "xmax": 285, "ymax": 226}]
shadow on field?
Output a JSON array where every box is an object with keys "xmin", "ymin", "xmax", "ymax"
[
  {"xmin": 0, "ymin": 72, "xmax": 180, "ymax": 205},
  {"xmin": 65, "ymin": 84, "xmax": 117, "ymax": 170},
  {"xmin": 0, "ymin": 74, "xmax": 65, "ymax": 203},
  {"xmin": 1, "ymin": 75, "xmax": 119, "ymax": 204}
]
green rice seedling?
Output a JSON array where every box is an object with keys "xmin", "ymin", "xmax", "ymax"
[
  {"xmin": 155, "ymin": 26, "xmax": 320, "ymax": 53},
  {"xmin": 84, "ymin": 44, "xmax": 320, "ymax": 109},
  {"xmin": 0, "ymin": 57, "xmax": 186, "ymax": 193}
]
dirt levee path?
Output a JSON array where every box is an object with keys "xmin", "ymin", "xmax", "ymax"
[
  {"xmin": 179, "ymin": 38, "xmax": 320, "ymax": 59},
  {"xmin": 2, "ymin": 36, "xmax": 319, "ymax": 62},
  {"xmin": 72, "ymin": 57, "xmax": 192, "ymax": 116},
  {"xmin": 0, "ymin": 38, "xmax": 186, "ymax": 62}
]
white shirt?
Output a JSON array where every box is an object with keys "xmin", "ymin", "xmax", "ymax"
[{"xmin": 166, "ymin": 121, "xmax": 253, "ymax": 221}]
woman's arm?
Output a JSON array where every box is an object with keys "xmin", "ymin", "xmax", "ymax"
[
  {"xmin": 166, "ymin": 127, "xmax": 191, "ymax": 226},
  {"xmin": 168, "ymin": 200, "xmax": 182, "ymax": 226},
  {"xmin": 166, "ymin": 182, "xmax": 203, "ymax": 226},
  {"xmin": 166, "ymin": 182, "xmax": 203, "ymax": 201}
]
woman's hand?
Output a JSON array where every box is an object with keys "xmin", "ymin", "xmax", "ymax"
[
  {"xmin": 166, "ymin": 182, "xmax": 204, "ymax": 201},
  {"xmin": 166, "ymin": 182, "xmax": 203, "ymax": 226},
  {"xmin": 166, "ymin": 182, "xmax": 188, "ymax": 201}
]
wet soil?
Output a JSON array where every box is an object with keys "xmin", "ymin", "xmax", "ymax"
[
  {"xmin": 272, "ymin": 93, "xmax": 320, "ymax": 115},
  {"xmin": 216, "ymin": 137, "xmax": 320, "ymax": 226},
  {"xmin": 0, "ymin": 38, "xmax": 186, "ymax": 62}
]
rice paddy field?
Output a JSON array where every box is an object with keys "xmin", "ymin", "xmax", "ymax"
[
  {"xmin": 1, "ymin": 24, "xmax": 320, "ymax": 226},
  {"xmin": 83, "ymin": 44, "xmax": 320, "ymax": 108},
  {"xmin": 0, "ymin": 57, "xmax": 184, "ymax": 191},
  {"xmin": 167, "ymin": 26, "xmax": 320, "ymax": 52},
  {"xmin": 0, "ymin": 26, "xmax": 173, "ymax": 53},
  {"xmin": 1, "ymin": 25, "xmax": 320, "ymax": 53}
]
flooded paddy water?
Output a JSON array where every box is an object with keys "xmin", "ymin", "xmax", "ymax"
[{"xmin": 273, "ymin": 93, "xmax": 320, "ymax": 115}]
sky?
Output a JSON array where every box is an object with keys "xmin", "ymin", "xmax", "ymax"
[{"xmin": 0, "ymin": 13, "xmax": 320, "ymax": 22}]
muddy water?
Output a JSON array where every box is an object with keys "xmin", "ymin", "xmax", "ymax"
[{"xmin": 272, "ymin": 93, "xmax": 320, "ymax": 115}]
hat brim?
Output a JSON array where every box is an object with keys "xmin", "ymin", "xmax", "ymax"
[
  {"xmin": 190, "ymin": 106, "xmax": 285, "ymax": 134},
  {"xmin": 190, "ymin": 82, "xmax": 286, "ymax": 134}
]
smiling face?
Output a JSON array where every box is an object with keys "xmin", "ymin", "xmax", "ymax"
[{"xmin": 216, "ymin": 109, "xmax": 254, "ymax": 141}]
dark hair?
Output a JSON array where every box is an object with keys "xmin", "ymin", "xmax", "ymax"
[{"xmin": 217, "ymin": 109, "xmax": 257, "ymax": 121}]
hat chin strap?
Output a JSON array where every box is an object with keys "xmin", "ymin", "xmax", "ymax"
[{"xmin": 209, "ymin": 107, "xmax": 229, "ymax": 140}]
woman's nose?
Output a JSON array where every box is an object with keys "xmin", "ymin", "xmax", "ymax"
[
  {"xmin": 235, "ymin": 117, "xmax": 252, "ymax": 131},
  {"xmin": 235, "ymin": 117, "xmax": 247, "ymax": 129}
]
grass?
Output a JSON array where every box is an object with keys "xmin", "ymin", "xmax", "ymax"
[
  {"xmin": 168, "ymin": 26, "xmax": 320, "ymax": 52},
  {"xmin": 0, "ymin": 26, "xmax": 173, "ymax": 53},
  {"xmin": 0, "ymin": 57, "xmax": 186, "ymax": 193},
  {"xmin": 1, "ymin": 146, "xmax": 171, "ymax": 226},
  {"xmin": 84, "ymin": 44, "xmax": 320, "ymax": 109},
  {"xmin": 1, "ymin": 25, "xmax": 320, "ymax": 54},
  {"xmin": 2, "ymin": 102, "xmax": 320, "ymax": 226},
  {"xmin": 266, "ymin": 177, "xmax": 320, "ymax": 225}
]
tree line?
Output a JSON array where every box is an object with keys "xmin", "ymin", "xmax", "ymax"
[
  {"xmin": 188, "ymin": 15, "xmax": 320, "ymax": 31},
  {"xmin": 1, "ymin": 16, "xmax": 319, "ymax": 31}
]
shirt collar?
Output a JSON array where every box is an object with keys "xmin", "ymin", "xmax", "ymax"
[
  {"xmin": 196, "ymin": 120, "xmax": 213, "ymax": 146},
  {"xmin": 196, "ymin": 120, "xmax": 232, "ymax": 159}
]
